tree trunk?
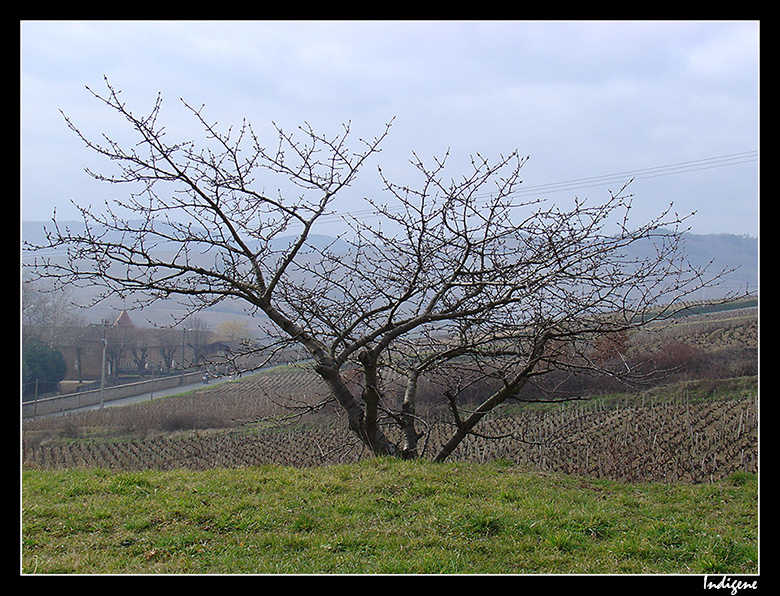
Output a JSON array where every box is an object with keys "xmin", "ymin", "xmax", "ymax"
[
  {"xmin": 261, "ymin": 300, "xmax": 396, "ymax": 457},
  {"xmin": 400, "ymin": 369, "xmax": 422, "ymax": 459},
  {"xmin": 358, "ymin": 350, "xmax": 398, "ymax": 457},
  {"xmin": 433, "ymin": 386, "xmax": 515, "ymax": 463},
  {"xmin": 433, "ymin": 335, "xmax": 548, "ymax": 462}
]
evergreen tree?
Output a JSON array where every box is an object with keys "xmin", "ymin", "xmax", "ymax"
[{"xmin": 22, "ymin": 337, "xmax": 67, "ymax": 398}]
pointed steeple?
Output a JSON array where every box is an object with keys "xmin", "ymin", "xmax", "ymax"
[{"xmin": 113, "ymin": 310, "xmax": 135, "ymax": 328}]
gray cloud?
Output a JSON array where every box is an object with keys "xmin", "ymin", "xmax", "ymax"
[{"xmin": 21, "ymin": 20, "xmax": 759, "ymax": 235}]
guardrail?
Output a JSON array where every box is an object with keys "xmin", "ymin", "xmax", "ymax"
[{"xmin": 22, "ymin": 371, "xmax": 205, "ymax": 418}]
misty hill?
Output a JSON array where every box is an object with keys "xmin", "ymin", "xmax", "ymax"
[{"xmin": 21, "ymin": 220, "xmax": 758, "ymax": 330}]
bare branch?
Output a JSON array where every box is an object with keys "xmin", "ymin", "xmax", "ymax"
[{"xmin": 24, "ymin": 79, "xmax": 739, "ymax": 461}]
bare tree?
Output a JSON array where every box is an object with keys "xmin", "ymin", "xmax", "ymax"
[
  {"xmin": 185, "ymin": 316, "xmax": 213, "ymax": 367},
  {"xmin": 25, "ymin": 78, "xmax": 734, "ymax": 461},
  {"xmin": 128, "ymin": 326, "xmax": 151, "ymax": 373},
  {"xmin": 22, "ymin": 279, "xmax": 84, "ymax": 348}
]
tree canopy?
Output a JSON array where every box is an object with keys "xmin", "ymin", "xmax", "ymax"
[
  {"xmin": 22, "ymin": 337, "xmax": 68, "ymax": 398},
  {"xmin": 24, "ymin": 78, "xmax": 734, "ymax": 460}
]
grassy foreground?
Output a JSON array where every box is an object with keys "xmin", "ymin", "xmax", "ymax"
[{"xmin": 21, "ymin": 459, "xmax": 757, "ymax": 574}]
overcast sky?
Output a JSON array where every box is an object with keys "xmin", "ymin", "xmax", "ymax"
[{"xmin": 20, "ymin": 20, "xmax": 759, "ymax": 237}]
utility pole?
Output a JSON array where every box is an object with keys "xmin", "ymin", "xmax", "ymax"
[
  {"xmin": 181, "ymin": 326, "xmax": 193, "ymax": 370},
  {"xmin": 181, "ymin": 327, "xmax": 187, "ymax": 370},
  {"xmin": 98, "ymin": 319, "xmax": 109, "ymax": 409}
]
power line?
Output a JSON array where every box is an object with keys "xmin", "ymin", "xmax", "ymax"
[
  {"xmin": 320, "ymin": 150, "xmax": 758, "ymax": 223},
  {"xmin": 504, "ymin": 151, "xmax": 758, "ymax": 199}
]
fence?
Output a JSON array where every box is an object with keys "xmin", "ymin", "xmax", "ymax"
[{"xmin": 22, "ymin": 371, "xmax": 205, "ymax": 419}]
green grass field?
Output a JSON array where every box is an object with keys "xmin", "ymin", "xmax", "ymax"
[{"xmin": 21, "ymin": 459, "xmax": 758, "ymax": 574}]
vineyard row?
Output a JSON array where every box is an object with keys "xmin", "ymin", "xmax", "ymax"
[{"xmin": 22, "ymin": 394, "xmax": 757, "ymax": 484}]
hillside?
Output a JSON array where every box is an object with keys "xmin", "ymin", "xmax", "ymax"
[
  {"xmin": 21, "ymin": 306, "xmax": 759, "ymax": 574},
  {"xmin": 22, "ymin": 304, "xmax": 758, "ymax": 481},
  {"xmin": 21, "ymin": 220, "xmax": 758, "ymax": 328}
]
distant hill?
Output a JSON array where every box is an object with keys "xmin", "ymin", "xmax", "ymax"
[
  {"xmin": 21, "ymin": 220, "xmax": 758, "ymax": 329},
  {"xmin": 677, "ymin": 232, "xmax": 758, "ymax": 297},
  {"xmin": 618, "ymin": 231, "xmax": 758, "ymax": 299}
]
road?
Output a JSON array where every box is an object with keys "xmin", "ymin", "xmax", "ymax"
[{"xmin": 64, "ymin": 372, "xmax": 244, "ymax": 414}]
